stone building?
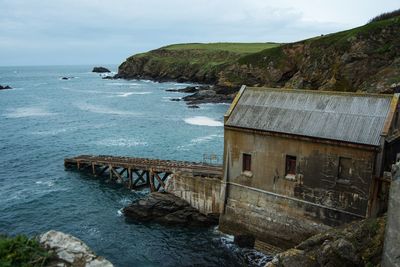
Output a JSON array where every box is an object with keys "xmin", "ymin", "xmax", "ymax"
[{"xmin": 219, "ymin": 86, "xmax": 400, "ymax": 249}]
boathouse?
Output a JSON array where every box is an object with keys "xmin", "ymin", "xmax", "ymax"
[{"xmin": 219, "ymin": 86, "xmax": 400, "ymax": 249}]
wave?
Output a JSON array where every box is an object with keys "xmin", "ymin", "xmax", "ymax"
[
  {"xmin": 116, "ymin": 92, "xmax": 151, "ymax": 97},
  {"xmin": 92, "ymin": 138, "xmax": 147, "ymax": 147},
  {"xmin": 75, "ymin": 103, "xmax": 141, "ymax": 116},
  {"xmin": 184, "ymin": 116, "xmax": 223, "ymax": 127},
  {"xmin": 191, "ymin": 134, "xmax": 223, "ymax": 143},
  {"xmin": 4, "ymin": 107, "xmax": 56, "ymax": 118}
]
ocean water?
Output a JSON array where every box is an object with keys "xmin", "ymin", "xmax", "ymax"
[{"xmin": 0, "ymin": 65, "xmax": 259, "ymax": 266}]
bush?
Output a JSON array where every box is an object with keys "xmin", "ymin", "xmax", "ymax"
[
  {"xmin": 369, "ymin": 9, "xmax": 400, "ymax": 23},
  {"xmin": 0, "ymin": 234, "xmax": 52, "ymax": 267}
]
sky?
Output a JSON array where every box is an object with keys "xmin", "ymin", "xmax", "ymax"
[{"xmin": 0, "ymin": 0, "xmax": 398, "ymax": 66}]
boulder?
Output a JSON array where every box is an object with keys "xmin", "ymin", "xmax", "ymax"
[
  {"xmin": 40, "ymin": 230, "xmax": 113, "ymax": 267},
  {"xmin": 123, "ymin": 192, "xmax": 218, "ymax": 227},
  {"xmin": 92, "ymin": 67, "xmax": 111, "ymax": 73}
]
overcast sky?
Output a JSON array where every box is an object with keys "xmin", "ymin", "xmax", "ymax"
[{"xmin": 0, "ymin": 0, "xmax": 398, "ymax": 66}]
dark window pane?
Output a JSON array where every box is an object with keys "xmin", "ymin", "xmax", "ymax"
[
  {"xmin": 243, "ymin": 153, "xmax": 251, "ymax": 172},
  {"xmin": 286, "ymin": 155, "xmax": 296, "ymax": 175}
]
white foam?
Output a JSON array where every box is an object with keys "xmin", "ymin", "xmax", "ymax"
[
  {"xmin": 184, "ymin": 116, "xmax": 223, "ymax": 127},
  {"xmin": 75, "ymin": 103, "xmax": 140, "ymax": 116},
  {"xmin": 191, "ymin": 134, "xmax": 223, "ymax": 143},
  {"xmin": 115, "ymin": 92, "xmax": 151, "ymax": 97},
  {"xmin": 93, "ymin": 138, "xmax": 147, "ymax": 147},
  {"xmin": 35, "ymin": 181, "xmax": 54, "ymax": 187},
  {"xmin": 4, "ymin": 107, "xmax": 56, "ymax": 118},
  {"xmin": 32, "ymin": 128, "xmax": 68, "ymax": 136}
]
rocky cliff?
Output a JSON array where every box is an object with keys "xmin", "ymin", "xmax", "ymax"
[{"xmin": 118, "ymin": 15, "xmax": 400, "ymax": 93}]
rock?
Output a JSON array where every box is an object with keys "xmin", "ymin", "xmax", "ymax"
[
  {"xmin": 0, "ymin": 85, "xmax": 12, "ymax": 90},
  {"xmin": 267, "ymin": 216, "xmax": 386, "ymax": 267},
  {"xmin": 166, "ymin": 86, "xmax": 200, "ymax": 93},
  {"xmin": 102, "ymin": 76, "xmax": 115, "ymax": 80},
  {"xmin": 165, "ymin": 85, "xmax": 239, "ymax": 105},
  {"xmin": 92, "ymin": 67, "xmax": 111, "ymax": 73},
  {"xmin": 40, "ymin": 230, "xmax": 113, "ymax": 267},
  {"xmin": 234, "ymin": 234, "xmax": 255, "ymax": 248},
  {"xmin": 170, "ymin": 98, "xmax": 181, "ymax": 101},
  {"xmin": 123, "ymin": 192, "xmax": 218, "ymax": 227},
  {"xmin": 61, "ymin": 77, "xmax": 70, "ymax": 80}
]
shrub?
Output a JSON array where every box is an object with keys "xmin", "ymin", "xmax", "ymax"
[
  {"xmin": 0, "ymin": 234, "xmax": 52, "ymax": 267},
  {"xmin": 369, "ymin": 9, "xmax": 400, "ymax": 23}
]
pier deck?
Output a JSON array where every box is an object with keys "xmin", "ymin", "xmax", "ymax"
[{"xmin": 64, "ymin": 155, "xmax": 222, "ymax": 192}]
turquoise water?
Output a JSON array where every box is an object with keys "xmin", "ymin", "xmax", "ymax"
[{"xmin": 0, "ymin": 65, "xmax": 250, "ymax": 266}]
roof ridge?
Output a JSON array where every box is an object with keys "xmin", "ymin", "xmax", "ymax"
[{"xmin": 247, "ymin": 86, "xmax": 393, "ymax": 98}]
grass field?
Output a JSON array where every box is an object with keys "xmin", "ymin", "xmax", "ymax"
[{"xmin": 162, "ymin": 42, "xmax": 280, "ymax": 54}]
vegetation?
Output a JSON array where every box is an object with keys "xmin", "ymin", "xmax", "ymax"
[
  {"xmin": 0, "ymin": 234, "xmax": 52, "ymax": 267},
  {"xmin": 162, "ymin": 42, "xmax": 280, "ymax": 54},
  {"xmin": 369, "ymin": 8, "xmax": 400, "ymax": 23}
]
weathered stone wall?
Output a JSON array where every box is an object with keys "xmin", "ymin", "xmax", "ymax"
[
  {"xmin": 382, "ymin": 163, "xmax": 400, "ymax": 267},
  {"xmin": 218, "ymin": 183, "xmax": 366, "ymax": 249},
  {"xmin": 220, "ymin": 127, "xmax": 376, "ymax": 248},
  {"xmin": 165, "ymin": 171, "xmax": 222, "ymax": 215}
]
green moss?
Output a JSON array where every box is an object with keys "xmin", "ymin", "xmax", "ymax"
[{"xmin": 0, "ymin": 234, "xmax": 53, "ymax": 267}]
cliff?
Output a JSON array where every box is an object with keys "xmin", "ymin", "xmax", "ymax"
[{"xmin": 118, "ymin": 15, "xmax": 400, "ymax": 93}]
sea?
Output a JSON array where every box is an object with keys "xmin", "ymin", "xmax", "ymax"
[{"xmin": 0, "ymin": 65, "xmax": 269, "ymax": 267}]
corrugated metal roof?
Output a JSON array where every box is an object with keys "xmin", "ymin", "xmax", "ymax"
[{"xmin": 225, "ymin": 87, "xmax": 394, "ymax": 146}]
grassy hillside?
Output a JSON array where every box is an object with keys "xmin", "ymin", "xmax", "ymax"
[
  {"xmin": 118, "ymin": 13, "xmax": 400, "ymax": 92},
  {"xmin": 163, "ymin": 42, "xmax": 280, "ymax": 54},
  {"xmin": 118, "ymin": 42, "xmax": 281, "ymax": 83}
]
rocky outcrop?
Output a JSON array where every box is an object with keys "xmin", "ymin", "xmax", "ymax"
[
  {"xmin": 118, "ymin": 16, "xmax": 400, "ymax": 93},
  {"xmin": 166, "ymin": 85, "xmax": 239, "ymax": 105},
  {"xmin": 123, "ymin": 192, "xmax": 219, "ymax": 227},
  {"xmin": 40, "ymin": 230, "xmax": 113, "ymax": 267},
  {"xmin": 266, "ymin": 216, "xmax": 386, "ymax": 267},
  {"xmin": 92, "ymin": 67, "xmax": 111, "ymax": 73},
  {"xmin": 0, "ymin": 85, "xmax": 12, "ymax": 90}
]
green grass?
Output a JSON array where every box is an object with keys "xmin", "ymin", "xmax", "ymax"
[
  {"xmin": 0, "ymin": 234, "xmax": 53, "ymax": 267},
  {"xmin": 162, "ymin": 42, "xmax": 280, "ymax": 54}
]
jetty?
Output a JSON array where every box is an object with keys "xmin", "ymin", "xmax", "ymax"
[{"xmin": 64, "ymin": 155, "xmax": 222, "ymax": 192}]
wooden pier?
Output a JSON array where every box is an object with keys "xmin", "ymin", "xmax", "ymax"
[{"xmin": 64, "ymin": 155, "xmax": 222, "ymax": 192}]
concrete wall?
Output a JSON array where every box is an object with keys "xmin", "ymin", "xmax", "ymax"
[
  {"xmin": 165, "ymin": 171, "xmax": 222, "ymax": 215},
  {"xmin": 382, "ymin": 163, "xmax": 400, "ymax": 267},
  {"xmin": 220, "ymin": 127, "xmax": 377, "ymax": 248}
]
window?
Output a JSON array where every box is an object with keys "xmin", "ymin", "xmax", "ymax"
[
  {"xmin": 338, "ymin": 157, "xmax": 352, "ymax": 180},
  {"xmin": 242, "ymin": 153, "xmax": 251, "ymax": 172},
  {"xmin": 285, "ymin": 155, "xmax": 297, "ymax": 176}
]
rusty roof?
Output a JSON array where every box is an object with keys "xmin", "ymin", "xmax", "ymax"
[{"xmin": 225, "ymin": 87, "xmax": 396, "ymax": 146}]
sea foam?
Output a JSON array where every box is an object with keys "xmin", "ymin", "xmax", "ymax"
[
  {"xmin": 184, "ymin": 116, "xmax": 223, "ymax": 127},
  {"xmin": 4, "ymin": 107, "xmax": 56, "ymax": 118}
]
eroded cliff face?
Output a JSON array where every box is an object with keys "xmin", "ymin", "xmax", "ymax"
[
  {"xmin": 223, "ymin": 17, "xmax": 400, "ymax": 92},
  {"xmin": 118, "ymin": 16, "xmax": 400, "ymax": 93},
  {"xmin": 118, "ymin": 49, "xmax": 239, "ymax": 84}
]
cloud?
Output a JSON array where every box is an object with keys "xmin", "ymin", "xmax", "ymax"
[{"xmin": 0, "ymin": 0, "xmax": 398, "ymax": 65}]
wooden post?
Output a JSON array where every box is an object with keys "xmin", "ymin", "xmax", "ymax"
[
  {"xmin": 149, "ymin": 169, "xmax": 156, "ymax": 192},
  {"xmin": 128, "ymin": 168, "xmax": 132, "ymax": 189},
  {"xmin": 92, "ymin": 163, "xmax": 96, "ymax": 176},
  {"xmin": 109, "ymin": 165, "xmax": 113, "ymax": 180}
]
